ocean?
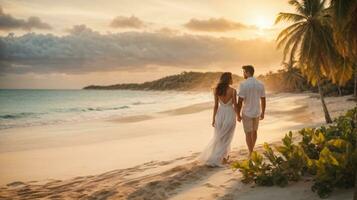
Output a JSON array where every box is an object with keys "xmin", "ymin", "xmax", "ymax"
[{"xmin": 0, "ymin": 89, "xmax": 211, "ymax": 130}]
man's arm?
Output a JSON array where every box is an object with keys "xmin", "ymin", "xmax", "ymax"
[
  {"xmin": 260, "ymin": 97, "xmax": 266, "ymax": 120},
  {"xmin": 233, "ymin": 89, "xmax": 238, "ymax": 113},
  {"xmin": 260, "ymin": 84, "xmax": 266, "ymax": 120}
]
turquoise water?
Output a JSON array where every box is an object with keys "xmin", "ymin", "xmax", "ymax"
[{"xmin": 0, "ymin": 89, "xmax": 211, "ymax": 129}]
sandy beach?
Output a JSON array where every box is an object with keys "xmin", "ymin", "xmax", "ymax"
[{"xmin": 0, "ymin": 93, "xmax": 355, "ymax": 199}]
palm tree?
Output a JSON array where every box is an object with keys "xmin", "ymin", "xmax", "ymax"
[
  {"xmin": 282, "ymin": 59, "xmax": 306, "ymax": 91},
  {"xmin": 328, "ymin": 2, "xmax": 357, "ymax": 198},
  {"xmin": 330, "ymin": 0, "xmax": 357, "ymax": 54},
  {"xmin": 275, "ymin": 0, "xmax": 338, "ymax": 123},
  {"xmin": 329, "ymin": 0, "xmax": 357, "ymax": 97}
]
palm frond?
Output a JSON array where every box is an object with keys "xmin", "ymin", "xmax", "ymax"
[
  {"xmin": 276, "ymin": 23, "xmax": 305, "ymax": 49},
  {"xmin": 288, "ymin": 0, "xmax": 306, "ymax": 15},
  {"xmin": 288, "ymin": 25, "xmax": 306, "ymax": 61},
  {"xmin": 330, "ymin": 0, "xmax": 354, "ymax": 23},
  {"xmin": 282, "ymin": 26, "xmax": 306, "ymax": 61},
  {"xmin": 328, "ymin": 56, "xmax": 353, "ymax": 86},
  {"xmin": 276, "ymin": 22, "xmax": 305, "ymax": 42},
  {"xmin": 275, "ymin": 12, "xmax": 307, "ymax": 24}
]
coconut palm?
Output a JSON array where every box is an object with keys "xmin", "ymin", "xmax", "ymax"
[
  {"xmin": 275, "ymin": 0, "xmax": 338, "ymax": 123},
  {"xmin": 329, "ymin": 2, "xmax": 357, "ymax": 199},
  {"xmin": 329, "ymin": 0, "xmax": 357, "ymax": 97},
  {"xmin": 330, "ymin": 0, "xmax": 357, "ymax": 56},
  {"xmin": 282, "ymin": 59, "xmax": 306, "ymax": 91}
]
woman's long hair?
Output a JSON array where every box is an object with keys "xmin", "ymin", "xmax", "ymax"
[{"xmin": 215, "ymin": 72, "xmax": 232, "ymax": 96}]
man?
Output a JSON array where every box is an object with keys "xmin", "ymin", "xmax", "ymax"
[{"xmin": 236, "ymin": 65, "xmax": 266, "ymax": 157}]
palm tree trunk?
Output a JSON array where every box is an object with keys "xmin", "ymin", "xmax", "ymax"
[
  {"xmin": 317, "ymin": 82, "xmax": 332, "ymax": 123},
  {"xmin": 354, "ymin": 138, "xmax": 357, "ymax": 199},
  {"xmin": 354, "ymin": 174, "xmax": 357, "ymax": 200},
  {"xmin": 337, "ymin": 86, "xmax": 342, "ymax": 96},
  {"xmin": 353, "ymin": 64, "xmax": 357, "ymax": 98},
  {"xmin": 354, "ymin": 110, "xmax": 357, "ymax": 200}
]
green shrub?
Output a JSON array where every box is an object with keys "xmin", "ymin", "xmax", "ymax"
[{"xmin": 232, "ymin": 107, "xmax": 357, "ymax": 198}]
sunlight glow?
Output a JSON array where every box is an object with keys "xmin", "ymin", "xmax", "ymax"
[{"xmin": 254, "ymin": 16, "xmax": 273, "ymax": 30}]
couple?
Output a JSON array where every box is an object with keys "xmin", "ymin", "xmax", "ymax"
[{"xmin": 197, "ymin": 65, "xmax": 266, "ymax": 167}]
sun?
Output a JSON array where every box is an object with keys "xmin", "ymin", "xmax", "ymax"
[{"xmin": 254, "ymin": 16, "xmax": 273, "ymax": 30}]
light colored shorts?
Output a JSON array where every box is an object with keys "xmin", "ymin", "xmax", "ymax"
[{"xmin": 242, "ymin": 114, "xmax": 259, "ymax": 133}]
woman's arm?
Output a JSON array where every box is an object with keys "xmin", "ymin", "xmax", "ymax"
[
  {"xmin": 233, "ymin": 89, "xmax": 238, "ymax": 114},
  {"xmin": 212, "ymin": 90, "xmax": 218, "ymax": 127}
]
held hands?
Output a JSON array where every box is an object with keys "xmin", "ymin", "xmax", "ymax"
[
  {"xmin": 237, "ymin": 114, "xmax": 242, "ymax": 122},
  {"xmin": 260, "ymin": 113, "xmax": 265, "ymax": 120}
]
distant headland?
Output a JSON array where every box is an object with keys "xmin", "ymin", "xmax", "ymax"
[{"xmin": 83, "ymin": 71, "xmax": 243, "ymax": 91}]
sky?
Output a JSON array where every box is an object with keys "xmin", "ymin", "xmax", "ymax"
[{"xmin": 0, "ymin": 0, "xmax": 293, "ymax": 89}]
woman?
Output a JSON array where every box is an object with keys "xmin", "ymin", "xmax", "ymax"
[{"xmin": 197, "ymin": 72, "xmax": 237, "ymax": 167}]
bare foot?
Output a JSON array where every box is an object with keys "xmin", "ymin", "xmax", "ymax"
[{"xmin": 222, "ymin": 155, "xmax": 230, "ymax": 164}]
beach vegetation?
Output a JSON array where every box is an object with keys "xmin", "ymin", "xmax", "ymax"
[{"xmin": 232, "ymin": 107, "xmax": 357, "ymax": 198}]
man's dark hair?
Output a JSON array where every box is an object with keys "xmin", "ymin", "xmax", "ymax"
[{"xmin": 242, "ymin": 65, "xmax": 255, "ymax": 76}]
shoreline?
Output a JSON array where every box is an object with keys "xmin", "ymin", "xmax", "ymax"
[
  {"xmin": 110, "ymin": 101, "xmax": 213, "ymax": 123},
  {"xmin": 0, "ymin": 89, "xmax": 211, "ymax": 131}
]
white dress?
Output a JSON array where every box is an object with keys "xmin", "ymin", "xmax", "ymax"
[{"xmin": 197, "ymin": 98, "xmax": 236, "ymax": 167}]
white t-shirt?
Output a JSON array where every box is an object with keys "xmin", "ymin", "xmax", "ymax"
[{"xmin": 237, "ymin": 77, "xmax": 265, "ymax": 118}]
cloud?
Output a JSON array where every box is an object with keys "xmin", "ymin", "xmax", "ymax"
[
  {"xmin": 155, "ymin": 27, "xmax": 181, "ymax": 35},
  {"xmin": 0, "ymin": 6, "xmax": 52, "ymax": 31},
  {"xmin": 184, "ymin": 17, "xmax": 256, "ymax": 32},
  {"xmin": 110, "ymin": 15, "xmax": 146, "ymax": 28},
  {"xmin": 0, "ymin": 25, "xmax": 281, "ymax": 75},
  {"xmin": 65, "ymin": 24, "xmax": 97, "ymax": 35}
]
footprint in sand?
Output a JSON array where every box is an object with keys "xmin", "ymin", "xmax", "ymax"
[
  {"xmin": 6, "ymin": 181, "xmax": 26, "ymax": 187},
  {"xmin": 203, "ymin": 183, "xmax": 216, "ymax": 188}
]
